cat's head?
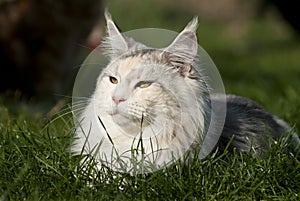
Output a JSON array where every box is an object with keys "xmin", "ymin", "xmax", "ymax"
[{"xmin": 93, "ymin": 11, "xmax": 204, "ymax": 138}]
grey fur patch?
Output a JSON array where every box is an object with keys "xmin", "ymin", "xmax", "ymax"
[{"xmin": 211, "ymin": 94, "xmax": 299, "ymax": 156}]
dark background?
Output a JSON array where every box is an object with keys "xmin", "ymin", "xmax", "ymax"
[{"xmin": 0, "ymin": 0, "xmax": 299, "ymax": 121}]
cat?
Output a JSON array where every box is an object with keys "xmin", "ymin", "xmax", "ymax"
[{"xmin": 72, "ymin": 11, "xmax": 299, "ymax": 173}]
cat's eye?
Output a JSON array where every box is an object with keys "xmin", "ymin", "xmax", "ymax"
[
  {"xmin": 140, "ymin": 83, "xmax": 151, "ymax": 88},
  {"xmin": 135, "ymin": 81, "xmax": 152, "ymax": 89},
  {"xmin": 109, "ymin": 76, "xmax": 118, "ymax": 84}
]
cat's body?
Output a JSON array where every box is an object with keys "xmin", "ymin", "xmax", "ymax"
[
  {"xmin": 72, "ymin": 11, "xmax": 299, "ymax": 171},
  {"xmin": 212, "ymin": 94, "xmax": 299, "ymax": 156}
]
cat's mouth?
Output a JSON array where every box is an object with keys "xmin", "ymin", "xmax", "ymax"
[
  {"xmin": 111, "ymin": 106, "xmax": 127, "ymax": 118},
  {"xmin": 111, "ymin": 108, "xmax": 150, "ymax": 130},
  {"xmin": 111, "ymin": 110, "xmax": 140, "ymax": 124},
  {"xmin": 111, "ymin": 112, "xmax": 127, "ymax": 120},
  {"xmin": 110, "ymin": 111, "xmax": 143, "ymax": 135}
]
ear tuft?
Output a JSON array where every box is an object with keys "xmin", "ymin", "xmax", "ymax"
[
  {"xmin": 184, "ymin": 16, "xmax": 198, "ymax": 33},
  {"xmin": 102, "ymin": 9, "xmax": 128, "ymax": 58},
  {"xmin": 104, "ymin": 8, "xmax": 112, "ymax": 22},
  {"xmin": 102, "ymin": 10, "xmax": 148, "ymax": 59}
]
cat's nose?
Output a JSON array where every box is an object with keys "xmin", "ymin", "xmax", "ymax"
[{"xmin": 112, "ymin": 96, "xmax": 126, "ymax": 105}]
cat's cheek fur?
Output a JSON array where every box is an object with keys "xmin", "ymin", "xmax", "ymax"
[
  {"xmin": 133, "ymin": 84, "xmax": 163, "ymax": 101},
  {"xmin": 93, "ymin": 78, "xmax": 116, "ymax": 115}
]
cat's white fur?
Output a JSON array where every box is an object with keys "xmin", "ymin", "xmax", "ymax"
[
  {"xmin": 72, "ymin": 11, "xmax": 209, "ymax": 172},
  {"xmin": 72, "ymin": 11, "xmax": 300, "ymax": 173}
]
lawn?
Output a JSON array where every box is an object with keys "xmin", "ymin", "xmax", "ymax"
[{"xmin": 1, "ymin": 0, "xmax": 300, "ymax": 200}]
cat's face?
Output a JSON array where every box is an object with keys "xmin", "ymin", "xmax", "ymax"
[{"xmin": 94, "ymin": 53, "xmax": 181, "ymax": 135}]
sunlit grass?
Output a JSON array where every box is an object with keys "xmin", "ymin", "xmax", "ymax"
[{"xmin": 1, "ymin": 1, "xmax": 300, "ymax": 200}]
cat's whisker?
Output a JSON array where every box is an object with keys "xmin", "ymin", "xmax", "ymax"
[
  {"xmin": 42, "ymin": 109, "xmax": 78, "ymax": 132},
  {"xmin": 144, "ymin": 116, "xmax": 155, "ymax": 124},
  {"xmin": 71, "ymin": 107, "xmax": 87, "ymax": 115},
  {"xmin": 71, "ymin": 99, "xmax": 88, "ymax": 104},
  {"xmin": 70, "ymin": 106, "xmax": 88, "ymax": 114},
  {"xmin": 145, "ymin": 109, "xmax": 160, "ymax": 119},
  {"xmin": 127, "ymin": 106, "xmax": 158, "ymax": 124},
  {"xmin": 136, "ymin": 115, "xmax": 152, "ymax": 126},
  {"xmin": 71, "ymin": 105, "xmax": 89, "ymax": 113},
  {"xmin": 71, "ymin": 98, "xmax": 90, "ymax": 105},
  {"xmin": 44, "ymin": 100, "xmax": 76, "ymax": 119},
  {"xmin": 45, "ymin": 102, "xmax": 88, "ymax": 124},
  {"xmin": 72, "ymin": 101, "xmax": 89, "ymax": 108},
  {"xmin": 71, "ymin": 97, "xmax": 91, "ymax": 102},
  {"xmin": 72, "ymin": 96, "xmax": 91, "ymax": 100}
]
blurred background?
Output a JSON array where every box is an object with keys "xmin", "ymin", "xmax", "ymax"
[{"xmin": 0, "ymin": 0, "xmax": 299, "ymax": 124}]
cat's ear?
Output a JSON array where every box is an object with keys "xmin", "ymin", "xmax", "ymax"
[
  {"xmin": 103, "ymin": 10, "xmax": 147, "ymax": 59},
  {"xmin": 161, "ymin": 17, "xmax": 198, "ymax": 77},
  {"xmin": 164, "ymin": 17, "xmax": 198, "ymax": 62},
  {"xmin": 103, "ymin": 10, "xmax": 129, "ymax": 58}
]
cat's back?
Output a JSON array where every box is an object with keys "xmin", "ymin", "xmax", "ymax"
[{"xmin": 211, "ymin": 94, "xmax": 299, "ymax": 155}]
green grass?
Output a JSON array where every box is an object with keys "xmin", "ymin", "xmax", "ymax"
[
  {"xmin": 1, "ymin": 0, "xmax": 300, "ymax": 200},
  {"xmin": 0, "ymin": 110, "xmax": 299, "ymax": 200}
]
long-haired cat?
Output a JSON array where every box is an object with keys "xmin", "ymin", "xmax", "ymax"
[{"xmin": 72, "ymin": 11, "xmax": 299, "ymax": 173}]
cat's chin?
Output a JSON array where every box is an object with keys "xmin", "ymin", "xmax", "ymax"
[
  {"xmin": 112, "ymin": 113, "xmax": 129, "ymax": 124},
  {"xmin": 111, "ymin": 113, "xmax": 143, "ymax": 135}
]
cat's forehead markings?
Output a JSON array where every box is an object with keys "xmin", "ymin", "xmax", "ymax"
[{"xmin": 117, "ymin": 57, "xmax": 144, "ymax": 77}]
